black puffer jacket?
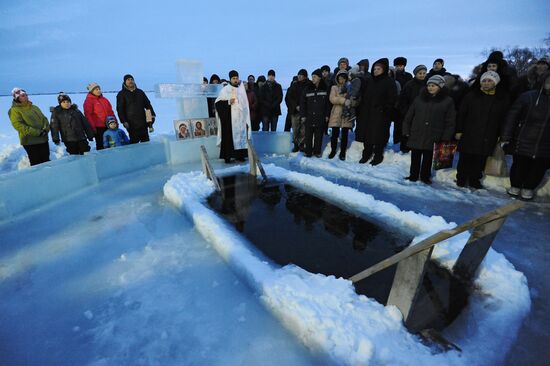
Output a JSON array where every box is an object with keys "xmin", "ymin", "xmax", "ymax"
[
  {"xmin": 402, "ymin": 88, "xmax": 456, "ymax": 150},
  {"xmin": 502, "ymin": 73, "xmax": 550, "ymax": 158},
  {"xmin": 299, "ymin": 80, "xmax": 331, "ymax": 127},
  {"xmin": 355, "ymin": 58, "xmax": 397, "ymax": 144},
  {"xmin": 259, "ymin": 80, "xmax": 283, "ymax": 116},
  {"xmin": 116, "ymin": 85, "xmax": 155, "ymax": 129},
  {"xmin": 456, "ymin": 89, "xmax": 510, "ymax": 156},
  {"xmin": 50, "ymin": 105, "xmax": 94, "ymax": 143}
]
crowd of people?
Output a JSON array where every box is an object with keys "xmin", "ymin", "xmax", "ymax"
[
  {"xmin": 226, "ymin": 52, "xmax": 549, "ymax": 200},
  {"xmin": 7, "ymin": 52, "xmax": 550, "ymax": 200}
]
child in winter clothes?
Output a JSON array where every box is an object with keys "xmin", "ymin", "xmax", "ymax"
[
  {"xmin": 103, "ymin": 116, "xmax": 129, "ymax": 148},
  {"xmin": 342, "ymin": 66, "xmax": 362, "ymax": 120},
  {"xmin": 51, "ymin": 93, "xmax": 94, "ymax": 155}
]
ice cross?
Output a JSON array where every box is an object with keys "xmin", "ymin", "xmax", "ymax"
[{"xmin": 155, "ymin": 59, "xmax": 222, "ymax": 119}]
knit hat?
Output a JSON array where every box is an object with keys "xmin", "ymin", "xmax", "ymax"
[
  {"xmin": 434, "ymin": 58, "xmax": 444, "ymax": 65},
  {"xmin": 427, "ymin": 75, "xmax": 446, "ymax": 88},
  {"xmin": 321, "ymin": 65, "xmax": 331, "ymax": 72},
  {"xmin": 312, "ymin": 69, "xmax": 322, "ymax": 78},
  {"xmin": 393, "ymin": 57, "xmax": 407, "ymax": 66},
  {"xmin": 338, "ymin": 57, "xmax": 349, "ymax": 66},
  {"xmin": 480, "ymin": 71, "xmax": 501, "ymax": 85},
  {"xmin": 335, "ymin": 70, "xmax": 349, "ymax": 81},
  {"xmin": 426, "ymin": 75, "xmax": 445, "ymax": 88},
  {"xmin": 11, "ymin": 87, "xmax": 27, "ymax": 101},
  {"xmin": 57, "ymin": 92, "xmax": 71, "ymax": 104},
  {"xmin": 298, "ymin": 69, "xmax": 308, "ymax": 77},
  {"xmin": 228, "ymin": 70, "xmax": 239, "ymax": 79},
  {"xmin": 413, "ymin": 64, "xmax": 427, "ymax": 76},
  {"xmin": 87, "ymin": 82, "xmax": 100, "ymax": 93},
  {"xmin": 123, "ymin": 74, "xmax": 134, "ymax": 83},
  {"xmin": 106, "ymin": 116, "xmax": 117, "ymax": 128},
  {"xmin": 267, "ymin": 69, "xmax": 276, "ymax": 77}
]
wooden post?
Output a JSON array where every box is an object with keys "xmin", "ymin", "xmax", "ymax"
[
  {"xmin": 349, "ymin": 201, "xmax": 523, "ymax": 284},
  {"xmin": 247, "ymin": 139, "xmax": 268, "ymax": 181},
  {"xmin": 452, "ymin": 216, "xmax": 507, "ymax": 282},
  {"xmin": 387, "ymin": 247, "xmax": 434, "ymax": 327},
  {"xmin": 247, "ymin": 141, "xmax": 257, "ymax": 177},
  {"xmin": 200, "ymin": 145, "xmax": 221, "ymax": 192}
]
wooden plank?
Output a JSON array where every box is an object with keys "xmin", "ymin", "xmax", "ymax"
[
  {"xmin": 247, "ymin": 139, "xmax": 268, "ymax": 181},
  {"xmin": 452, "ymin": 217, "xmax": 506, "ymax": 282},
  {"xmin": 200, "ymin": 145, "xmax": 221, "ymax": 192},
  {"xmin": 349, "ymin": 201, "xmax": 523, "ymax": 284},
  {"xmin": 247, "ymin": 141, "xmax": 257, "ymax": 176},
  {"xmin": 387, "ymin": 247, "xmax": 433, "ymax": 327}
]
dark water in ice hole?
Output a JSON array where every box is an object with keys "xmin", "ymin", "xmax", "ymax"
[{"xmin": 207, "ymin": 174, "xmax": 469, "ymax": 331}]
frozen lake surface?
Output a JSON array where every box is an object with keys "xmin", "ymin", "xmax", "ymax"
[{"xmin": 0, "ymin": 93, "xmax": 548, "ymax": 365}]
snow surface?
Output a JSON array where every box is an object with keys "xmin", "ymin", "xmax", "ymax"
[
  {"xmin": 163, "ymin": 164, "xmax": 530, "ymax": 366},
  {"xmin": 0, "ymin": 163, "xmax": 325, "ymax": 366}
]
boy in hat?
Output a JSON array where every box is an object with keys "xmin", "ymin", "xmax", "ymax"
[
  {"xmin": 103, "ymin": 116, "xmax": 129, "ymax": 148},
  {"xmin": 51, "ymin": 93, "xmax": 95, "ymax": 155}
]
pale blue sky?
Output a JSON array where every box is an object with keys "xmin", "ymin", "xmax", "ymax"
[{"xmin": 0, "ymin": 0, "xmax": 548, "ymax": 94}]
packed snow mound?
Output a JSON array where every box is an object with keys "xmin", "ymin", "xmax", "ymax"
[{"xmin": 164, "ymin": 164, "xmax": 530, "ymax": 366}]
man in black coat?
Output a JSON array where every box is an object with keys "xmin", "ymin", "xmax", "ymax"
[
  {"xmin": 455, "ymin": 71, "xmax": 510, "ymax": 189},
  {"xmin": 393, "ymin": 57, "xmax": 413, "ymax": 90},
  {"xmin": 286, "ymin": 69, "xmax": 309, "ymax": 152},
  {"xmin": 358, "ymin": 58, "xmax": 398, "ymax": 165},
  {"xmin": 116, "ymin": 74, "xmax": 156, "ymax": 144},
  {"xmin": 259, "ymin": 69, "xmax": 283, "ymax": 132},
  {"xmin": 426, "ymin": 58, "xmax": 452, "ymax": 79},
  {"xmin": 501, "ymin": 71, "xmax": 550, "ymax": 200},
  {"xmin": 300, "ymin": 69, "xmax": 331, "ymax": 157}
]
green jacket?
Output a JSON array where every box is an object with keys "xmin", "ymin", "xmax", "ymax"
[{"xmin": 8, "ymin": 101, "xmax": 50, "ymax": 145}]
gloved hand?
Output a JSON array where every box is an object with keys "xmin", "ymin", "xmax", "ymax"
[
  {"xmin": 39, "ymin": 129, "xmax": 48, "ymax": 137},
  {"xmin": 500, "ymin": 141, "xmax": 509, "ymax": 149},
  {"xmin": 53, "ymin": 140, "xmax": 60, "ymax": 145},
  {"xmin": 123, "ymin": 122, "xmax": 130, "ymax": 129},
  {"xmin": 88, "ymin": 137, "xmax": 94, "ymax": 142}
]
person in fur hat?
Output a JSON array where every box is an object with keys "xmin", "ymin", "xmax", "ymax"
[
  {"xmin": 393, "ymin": 57, "xmax": 413, "ymax": 89},
  {"xmin": 398, "ymin": 65, "xmax": 428, "ymax": 152},
  {"xmin": 8, "ymin": 87, "xmax": 51, "ymax": 165},
  {"xmin": 357, "ymin": 58, "xmax": 398, "ymax": 165},
  {"xmin": 516, "ymin": 56, "xmax": 549, "ymax": 95}
]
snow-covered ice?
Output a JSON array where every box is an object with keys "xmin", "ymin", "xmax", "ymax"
[
  {"xmin": 163, "ymin": 164, "xmax": 530, "ymax": 366},
  {"xmin": 1, "ymin": 93, "xmax": 548, "ymax": 365}
]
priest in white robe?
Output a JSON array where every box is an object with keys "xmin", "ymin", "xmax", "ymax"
[{"xmin": 215, "ymin": 70, "xmax": 252, "ymax": 163}]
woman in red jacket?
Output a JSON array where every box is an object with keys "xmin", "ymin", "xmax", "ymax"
[{"xmin": 83, "ymin": 82, "xmax": 117, "ymax": 150}]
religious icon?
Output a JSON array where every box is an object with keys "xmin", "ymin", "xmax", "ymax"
[
  {"xmin": 192, "ymin": 120, "xmax": 207, "ymax": 138},
  {"xmin": 206, "ymin": 118, "xmax": 217, "ymax": 136},
  {"xmin": 174, "ymin": 120, "xmax": 192, "ymax": 140}
]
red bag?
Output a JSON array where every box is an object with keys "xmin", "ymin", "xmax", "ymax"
[{"xmin": 433, "ymin": 141, "xmax": 458, "ymax": 170}]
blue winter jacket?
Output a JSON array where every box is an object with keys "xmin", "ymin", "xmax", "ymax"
[{"xmin": 103, "ymin": 128, "xmax": 129, "ymax": 148}]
